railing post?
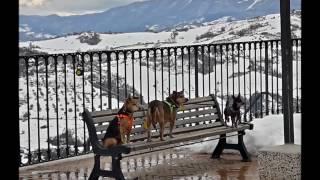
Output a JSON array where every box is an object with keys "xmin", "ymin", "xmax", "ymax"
[
  {"xmin": 265, "ymin": 42, "xmax": 269, "ymax": 115},
  {"xmin": 124, "ymin": 52, "xmax": 127, "ymax": 98},
  {"xmin": 139, "ymin": 50, "xmax": 143, "ymax": 104},
  {"xmin": 45, "ymin": 56, "xmax": 51, "ymax": 160},
  {"xmin": 81, "ymin": 54, "xmax": 87, "ymax": 153},
  {"xmin": 116, "ymin": 52, "xmax": 120, "ymax": 108},
  {"xmin": 107, "ymin": 52, "xmax": 112, "ymax": 109},
  {"xmin": 99, "ymin": 53, "xmax": 103, "ymax": 111},
  {"xmin": 72, "ymin": 55, "xmax": 78, "ymax": 155},
  {"xmin": 280, "ymin": 0, "xmax": 294, "ymax": 144},
  {"xmin": 161, "ymin": 49, "xmax": 164, "ymax": 100},
  {"xmin": 35, "ymin": 57, "xmax": 41, "ymax": 162},
  {"xmin": 194, "ymin": 46, "xmax": 199, "ymax": 97},
  {"xmin": 154, "ymin": 49, "xmax": 157, "ymax": 99},
  {"xmin": 25, "ymin": 58, "xmax": 32, "ymax": 165},
  {"xmin": 132, "ymin": 50, "xmax": 135, "ymax": 96}
]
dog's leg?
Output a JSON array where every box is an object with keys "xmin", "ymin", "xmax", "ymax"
[
  {"xmin": 147, "ymin": 131, "xmax": 152, "ymax": 142},
  {"xmin": 159, "ymin": 122, "xmax": 165, "ymax": 141},
  {"xmin": 236, "ymin": 112, "xmax": 241, "ymax": 127},
  {"xmin": 159, "ymin": 108, "xmax": 166, "ymax": 141},
  {"xmin": 120, "ymin": 127, "xmax": 126, "ymax": 144},
  {"xmin": 152, "ymin": 107, "xmax": 165, "ymax": 141},
  {"xmin": 169, "ymin": 120, "xmax": 175, "ymax": 138},
  {"xmin": 146, "ymin": 112, "xmax": 153, "ymax": 142},
  {"xmin": 231, "ymin": 116, "xmax": 235, "ymax": 128},
  {"xmin": 126, "ymin": 133, "xmax": 130, "ymax": 144},
  {"xmin": 224, "ymin": 113, "xmax": 229, "ymax": 123}
]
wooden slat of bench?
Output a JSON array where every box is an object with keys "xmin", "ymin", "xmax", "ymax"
[
  {"xmin": 176, "ymin": 114, "xmax": 219, "ymax": 126},
  {"xmin": 93, "ymin": 111, "xmax": 147, "ymax": 124},
  {"xmin": 95, "ymin": 113, "xmax": 220, "ymax": 133},
  {"xmin": 130, "ymin": 116, "xmax": 220, "ymax": 134},
  {"xmin": 129, "ymin": 126, "xmax": 228, "ymax": 147},
  {"xmin": 97, "ymin": 121, "xmax": 225, "ymax": 141},
  {"xmin": 178, "ymin": 102, "xmax": 215, "ymax": 110},
  {"xmin": 92, "ymin": 101, "xmax": 215, "ymax": 124},
  {"xmin": 176, "ymin": 108, "xmax": 217, "ymax": 119},
  {"xmin": 127, "ymin": 123, "xmax": 252, "ymax": 152},
  {"xmin": 91, "ymin": 108, "xmax": 121, "ymax": 118},
  {"xmin": 183, "ymin": 96, "xmax": 214, "ymax": 105},
  {"xmin": 132, "ymin": 108, "xmax": 218, "ymax": 126}
]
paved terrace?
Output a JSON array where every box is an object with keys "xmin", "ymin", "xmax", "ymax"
[{"xmin": 19, "ymin": 148, "xmax": 259, "ymax": 180}]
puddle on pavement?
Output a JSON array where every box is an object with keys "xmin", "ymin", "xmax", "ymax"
[{"xmin": 20, "ymin": 150, "xmax": 258, "ymax": 180}]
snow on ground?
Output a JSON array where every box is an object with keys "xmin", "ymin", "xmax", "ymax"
[{"xmin": 180, "ymin": 113, "xmax": 301, "ymax": 156}]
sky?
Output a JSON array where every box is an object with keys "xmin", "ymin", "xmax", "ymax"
[{"xmin": 19, "ymin": 0, "xmax": 147, "ymax": 16}]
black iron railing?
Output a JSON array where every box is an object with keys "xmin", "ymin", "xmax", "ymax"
[{"xmin": 18, "ymin": 39, "xmax": 301, "ymax": 166}]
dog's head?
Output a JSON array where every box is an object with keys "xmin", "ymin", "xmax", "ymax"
[
  {"xmin": 169, "ymin": 90, "xmax": 189, "ymax": 107},
  {"xmin": 122, "ymin": 96, "xmax": 141, "ymax": 113},
  {"xmin": 232, "ymin": 94, "xmax": 245, "ymax": 110}
]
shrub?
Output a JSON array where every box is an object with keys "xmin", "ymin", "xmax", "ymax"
[
  {"xmin": 196, "ymin": 31, "xmax": 218, "ymax": 40},
  {"xmin": 77, "ymin": 32, "xmax": 101, "ymax": 45}
]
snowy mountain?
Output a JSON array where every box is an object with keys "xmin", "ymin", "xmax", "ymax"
[
  {"xmin": 19, "ymin": 0, "xmax": 300, "ymax": 41},
  {"xmin": 19, "ymin": 11, "xmax": 301, "ymax": 54}
]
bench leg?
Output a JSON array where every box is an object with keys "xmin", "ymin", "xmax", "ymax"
[
  {"xmin": 112, "ymin": 155, "xmax": 125, "ymax": 180},
  {"xmin": 211, "ymin": 134, "xmax": 226, "ymax": 159},
  {"xmin": 236, "ymin": 131, "xmax": 251, "ymax": 162},
  {"xmin": 211, "ymin": 131, "xmax": 251, "ymax": 162},
  {"xmin": 89, "ymin": 155, "xmax": 101, "ymax": 180}
]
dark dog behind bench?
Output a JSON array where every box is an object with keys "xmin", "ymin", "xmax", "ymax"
[{"xmin": 224, "ymin": 94, "xmax": 245, "ymax": 127}]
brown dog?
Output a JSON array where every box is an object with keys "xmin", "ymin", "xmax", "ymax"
[
  {"xmin": 102, "ymin": 96, "xmax": 141, "ymax": 148},
  {"xmin": 143, "ymin": 90, "xmax": 188, "ymax": 142}
]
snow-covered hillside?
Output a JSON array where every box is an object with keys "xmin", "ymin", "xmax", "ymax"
[
  {"xmin": 19, "ymin": 11, "xmax": 301, "ymax": 54},
  {"xmin": 19, "ymin": 0, "xmax": 301, "ymax": 41}
]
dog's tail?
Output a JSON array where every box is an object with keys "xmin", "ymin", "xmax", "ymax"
[
  {"xmin": 147, "ymin": 107, "xmax": 159, "ymax": 129},
  {"xmin": 152, "ymin": 107, "xmax": 160, "ymax": 129}
]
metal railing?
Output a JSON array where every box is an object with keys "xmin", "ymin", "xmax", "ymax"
[{"xmin": 18, "ymin": 38, "xmax": 301, "ymax": 166}]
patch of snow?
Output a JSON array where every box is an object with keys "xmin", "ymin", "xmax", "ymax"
[{"xmin": 180, "ymin": 113, "xmax": 301, "ymax": 156}]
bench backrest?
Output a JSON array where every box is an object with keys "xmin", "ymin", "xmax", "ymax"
[{"xmin": 83, "ymin": 95, "xmax": 224, "ymax": 144}]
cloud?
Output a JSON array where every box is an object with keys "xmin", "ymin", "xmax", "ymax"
[
  {"xmin": 19, "ymin": 0, "xmax": 147, "ymax": 15},
  {"xmin": 20, "ymin": 0, "xmax": 48, "ymax": 7}
]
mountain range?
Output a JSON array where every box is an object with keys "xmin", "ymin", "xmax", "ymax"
[{"xmin": 19, "ymin": 0, "xmax": 300, "ymax": 41}]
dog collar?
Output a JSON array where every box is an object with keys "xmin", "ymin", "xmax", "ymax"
[
  {"xmin": 163, "ymin": 100, "xmax": 178, "ymax": 113},
  {"xmin": 116, "ymin": 114, "xmax": 134, "ymax": 129}
]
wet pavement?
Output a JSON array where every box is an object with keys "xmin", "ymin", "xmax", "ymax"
[{"xmin": 19, "ymin": 149, "xmax": 259, "ymax": 180}]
